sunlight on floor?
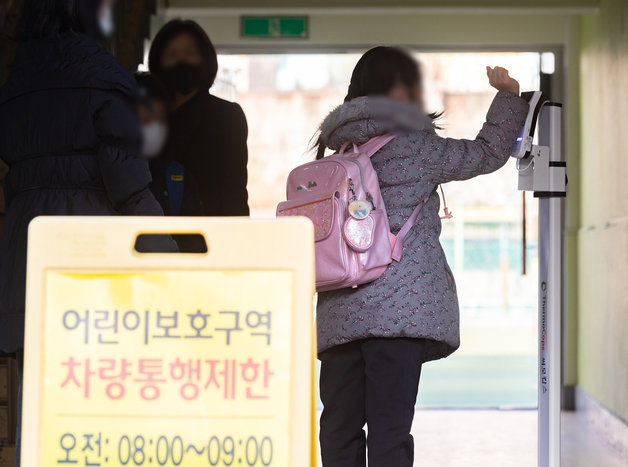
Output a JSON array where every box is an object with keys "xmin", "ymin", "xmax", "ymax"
[{"xmin": 315, "ymin": 409, "xmax": 627, "ymax": 466}]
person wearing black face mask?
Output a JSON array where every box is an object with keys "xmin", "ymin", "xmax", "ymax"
[
  {"xmin": 0, "ymin": 2, "xmax": 173, "ymax": 464},
  {"xmin": 148, "ymin": 19, "xmax": 250, "ymax": 226}
]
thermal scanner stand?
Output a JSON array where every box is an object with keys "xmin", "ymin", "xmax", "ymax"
[{"xmin": 512, "ymin": 91, "xmax": 566, "ymax": 467}]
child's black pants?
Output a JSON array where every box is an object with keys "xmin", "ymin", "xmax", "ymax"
[{"xmin": 319, "ymin": 337, "xmax": 425, "ymax": 467}]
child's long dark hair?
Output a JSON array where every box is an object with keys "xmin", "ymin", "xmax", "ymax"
[{"xmin": 315, "ymin": 46, "xmax": 441, "ymax": 159}]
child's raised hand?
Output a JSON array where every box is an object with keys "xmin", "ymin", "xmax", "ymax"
[{"xmin": 486, "ymin": 66, "xmax": 520, "ymax": 96}]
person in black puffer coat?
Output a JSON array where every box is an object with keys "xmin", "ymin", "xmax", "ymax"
[{"xmin": 0, "ymin": 1, "xmax": 172, "ymax": 463}]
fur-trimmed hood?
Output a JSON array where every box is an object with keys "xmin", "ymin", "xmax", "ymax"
[{"xmin": 319, "ymin": 96, "xmax": 436, "ymax": 151}]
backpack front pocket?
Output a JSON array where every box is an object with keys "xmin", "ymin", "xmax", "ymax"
[
  {"xmin": 277, "ymin": 194, "xmax": 335, "ymax": 241},
  {"xmin": 278, "ymin": 194, "xmax": 353, "ymax": 289}
]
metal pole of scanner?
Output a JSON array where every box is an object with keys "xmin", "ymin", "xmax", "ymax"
[{"xmin": 512, "ymin": 92, "xmax": 566, "ymax": 467}]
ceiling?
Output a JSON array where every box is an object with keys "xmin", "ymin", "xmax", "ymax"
[{"xmin": 166, "ymin": 0, "xmax": 599, "ymax": 12}]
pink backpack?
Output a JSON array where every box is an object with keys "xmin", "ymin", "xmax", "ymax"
[{"xmin": 277, "ymin": 134, "xmax": 431, "ymax": 292}]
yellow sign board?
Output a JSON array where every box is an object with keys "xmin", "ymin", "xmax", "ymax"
[{"xmin": 22, "ymin": 217, "xmax": 315, "ymax": 466}]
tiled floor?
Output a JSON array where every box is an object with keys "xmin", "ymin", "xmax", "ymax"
[{"xmin": 316, "ymin": 409, "xmax": 628, "ymax": 466}]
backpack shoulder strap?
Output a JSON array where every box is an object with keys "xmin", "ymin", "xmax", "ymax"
[
  {"xmin": 358, "ymin": 133, "xmax": 397, "ymax": 158},
  {"xmin": 391, "ymin": 191, "xmax": 431, "ymax": 262},
  {"xmin": 339, "ymin": 133, "xmax": 396, "ymax": 156}
]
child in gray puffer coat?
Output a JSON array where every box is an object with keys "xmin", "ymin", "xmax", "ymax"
[{"xmin": 315, "ymin": 47, "xmax": 529, "ymax": 467}]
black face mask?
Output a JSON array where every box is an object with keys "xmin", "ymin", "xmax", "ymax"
[{"xmin": 160, "ymin": 63, "xmax": 206, "ymax": 95}]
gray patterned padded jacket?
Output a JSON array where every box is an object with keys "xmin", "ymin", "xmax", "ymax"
[{"xmin": 316, "ymin": 91, "xmax": 529, "ymax": 361}]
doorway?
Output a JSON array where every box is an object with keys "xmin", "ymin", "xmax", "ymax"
[{"xmin": 213, "ymin": 50, "xmax": 542, "ymax": 409}]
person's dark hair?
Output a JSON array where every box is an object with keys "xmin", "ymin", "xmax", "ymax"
[
  {"xmin": 134, "ymin": 72, "xmax": 172, "ymax": 106},
  {"xmin": 148, "ymin": 19, "xmax": 218, "ymax": 91},
  {"xmin": 345, "ymin": 46, "xmax": 426, "ymax": 102},
  {"xmin": 14, "ymin": 0, "xmax": 103, "ymax": 41},
  {"xmin": 316, "ymin": 46, "xmax": 441, "ymax": 159}
]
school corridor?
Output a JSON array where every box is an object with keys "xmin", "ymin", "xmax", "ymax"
[{"xmin": 0, "ymin": 0, "xmax": 627, "ymax": 466}]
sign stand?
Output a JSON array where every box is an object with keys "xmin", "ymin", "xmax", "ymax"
[
  {"xmin": 513, "ymin": 92, "xmax": 566, "ymax": 467},
  {"xmin": 22, "ymin": 217, "xmax": 316, "ymax": 467}
]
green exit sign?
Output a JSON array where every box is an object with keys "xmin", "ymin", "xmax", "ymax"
[{"xmin": 241, "ymin": 16, "xmax": 309, "ymax": 39}]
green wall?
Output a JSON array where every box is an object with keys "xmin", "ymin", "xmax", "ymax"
[{"xmin": 578, "ymin": 0, "xmax": 628, "ymax": 423}]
